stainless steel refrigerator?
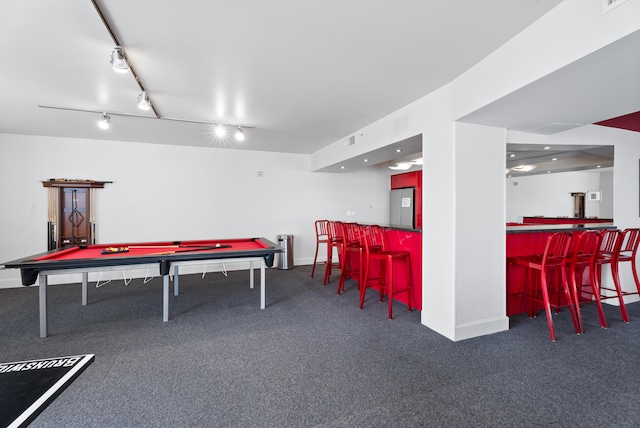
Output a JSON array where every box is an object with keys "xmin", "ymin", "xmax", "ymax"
[{"xmin": 390, "ymin": 187, "xmax": 415, "ymax": 228}]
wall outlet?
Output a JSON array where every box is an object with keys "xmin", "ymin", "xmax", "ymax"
[{"xmin": 256, "ymin": 171, "xmax": 263, "ymax": 177}]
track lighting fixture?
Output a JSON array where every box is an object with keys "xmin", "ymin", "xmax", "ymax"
[
  {"xmin": 40, "ymin": 106, "xmax": 254, "ymax": 139},
  {"xmin": 92, "ymin": 6, "xmax": 259, "ymax": 139},
  {"xmin": 137, "ymin": 91, "xmax": 151, "ymax": 110},
  {"xmin": 234, "ymin": 127, "xmax": 245, "ymax": 141},
  {"xmin": 98, "ymin": 113, "xmax": 110, "ymax": 129},
  {"xmin": 110, "ymin": 46, "xmax": 130, "ymax": 73}
]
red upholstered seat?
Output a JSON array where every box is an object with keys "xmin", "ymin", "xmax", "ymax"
[
  {"xmin": 359, "ymin": 225, "xmax": 412, "ymax": 319},
  {"xmin": 513, "ymin": 232, "xmax": 580, "ymax": 341},
  {"xmin": 311, "ymin": 220, "xmax": 330, "ymax": 279}
]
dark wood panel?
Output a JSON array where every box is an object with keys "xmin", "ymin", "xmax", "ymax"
[{"xmin": 59, "ymin": 188, "xmax": 90, "ymax": 247}]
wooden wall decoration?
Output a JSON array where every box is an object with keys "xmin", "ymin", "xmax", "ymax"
[{"xmin": 42, "ymin": 179, "xmax": 112, "ymax": 249}]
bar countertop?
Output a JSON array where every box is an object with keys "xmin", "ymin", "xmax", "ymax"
[
  {"xmin": 506, "ymin": 223, "xmax": 616, "ymax": 234},
  {"xmin": 381, "ymin": 224, "xmax": 422, "ymax": 233}
]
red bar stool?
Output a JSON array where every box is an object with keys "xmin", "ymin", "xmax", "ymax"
[
  {"xmin": 513, "ymin": 232, "xmax": 580, "ymax": 341},
  {"xmin": 337, "ymin": 223, "xmax": 364, "ymax": 295},
  {"xmin": 359, "ymin": 225, "xmax": 412, "ymax": 319},
  {"xmin": 323, "ymin": 221, "xmax": 345, "ymax": 285},
  {"xmin": 567, "ymin": 230, "xmax": 607, "ymax": 333},
  {"xmin": 311, "ymin": 220, "xmax": 330, "ymax": 279},
  {"xmin": 615, "ymin": 228, "xmax": 640, "ymax": 298},
  {"xmin": 592, "ymin": 228, "xmax": 640, "ymax": 323}
]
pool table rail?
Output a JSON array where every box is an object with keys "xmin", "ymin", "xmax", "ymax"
[{"xmin": 3, "ymin": 237, "xmax": 281, "ymax": 286}]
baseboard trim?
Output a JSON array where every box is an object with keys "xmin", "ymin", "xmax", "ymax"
[{"xmin": 421, "ymin": 313, "xmax": 509, "ymax": 341}]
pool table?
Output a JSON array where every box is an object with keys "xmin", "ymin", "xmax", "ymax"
[{"xmin": 2, "ymin": 237, "xmax": 281, "ymax": 338}]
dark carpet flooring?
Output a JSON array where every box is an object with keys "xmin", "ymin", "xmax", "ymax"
[{"xmin": 1, "ymin": 265, "xmax": 640, "ymax": 427}]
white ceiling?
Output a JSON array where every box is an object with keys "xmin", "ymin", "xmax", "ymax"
[
  {"xmin": 459, "ymin": 29, "xmax": 640, "ymax": 134},
  {"xmin": 0, "ymin": 0, "xmax": 577, "ymax": 156},
  {"xmin": 506, "ymin": 144, "xmax": 614, "ymax": 177}
]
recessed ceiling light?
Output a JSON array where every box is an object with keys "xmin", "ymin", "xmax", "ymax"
[
  {"xmin": 363, "ymin": 159, "xmax": 368, "ymax": 162},
  {"xmin": 552, "ymin": 158, "xmax": 558, "ymax": 161},
  {"xmin": 544, "ymin": 146, "xmax": 550, "ymax": 150},
  {"xmin": 509, "ymin": 154, "xmax": 515, "ymax": 158},
  {"xmin": 597, "ymin": 165, "xmax": 602, "ymax": 168},
  {"xmin": 388, "ymin": 162, "xmax": 412, "ymax": 171},
  {"xmin": 396, "ymin": 149, "xmax": 402, "ymax": 153},
  {"xmin": 510, "ymin": 165, "xmax": 537, "ymax": 172},
  {"xmin": 340, "ymin": 166, "xmax": 345, "ymax": 169}
]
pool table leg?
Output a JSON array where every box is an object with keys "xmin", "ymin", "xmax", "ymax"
[
  {"xmin": 250, "ymin": 261, "xmax": 255, "ymax": 289},
  {"xmin": 39, "ymin": 274, "xmax": 48, "ymax": 338},
  {"xmin": 174, "ymin": 265, "xmax": 179, "ymax": 296},
  {"xmin": 82, "ymin": 272, "xmax": 88, "ymax": 305},
  {"xmin": 163, "ymin": 274, "xmax": 169, "ymax": 322},
  {"xmin": 260, "ymin": 260, "xmax": 265, "ymax": 309}
]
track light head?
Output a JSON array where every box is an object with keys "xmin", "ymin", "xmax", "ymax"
[
  {"xmin": 137, "ymin": 91, "xmax": 151, "ymax": 110},
  {"xmin": 234, "ymin": 127, "xmax": 245, "ymax": 141},
  {"xmin": 110, "ymin": 46, "xmax": 130, "ymax": 73},
  {"xmin": 214, "ymin": 124, "xmax": 226, "ymax": 138},
  {"xmin": 98, "ymin": 113, "xmax": 110, "ymax": 129}
]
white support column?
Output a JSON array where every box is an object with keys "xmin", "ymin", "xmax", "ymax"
[{"xmin": 421, "ymin": 112, "xmax": 509, "ymax": 340}]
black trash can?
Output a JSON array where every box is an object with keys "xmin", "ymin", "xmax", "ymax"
[{"xmin": 277, "ymin": 234, "xmax": 294, "ymax": 270}]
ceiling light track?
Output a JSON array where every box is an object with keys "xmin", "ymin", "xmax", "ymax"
[
  {"xmin": 90, "ymin": 0, "xmax": 160, "ymax": 119},
  {"xmin": 38, "ymin": 105, "xmax": 254, "ymax": 129}
]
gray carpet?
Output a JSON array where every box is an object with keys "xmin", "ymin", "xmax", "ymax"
[{"xmin": 2, "ymin": 265, "xmax": 640, "ymax": 427}]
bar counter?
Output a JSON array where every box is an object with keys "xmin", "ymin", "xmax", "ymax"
[
  {"xmin": 383, "ymin": 226, "xmax": 422, "ymax": 311},
  {"xmin": 507, "ymin": 223, "xmax": 615, "ymax": 234},
  {"xmin": 521, "ymin": 216, "xmax": 614, "ymax": 225},
  {"xmin": 349, "ymin": 223, "xmax": 422, "ymax": 311},
  {"xmin": 506, "ymin": 223, "xmax": 615, "ymax": 316}
]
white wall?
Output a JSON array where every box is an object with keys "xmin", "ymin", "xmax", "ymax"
[
  {"xmin": 609, "ymin": 128, "xmax": 640, "ymax": 300},
  {"xmin": 600, "ymin": 171, "xmax": 614, "ymax": 218},
  {"xmin": 0, "ymin": 133, "xmax": 390, "ymax": 288},
  {"xmin": 506, "ymin": 171, "xmax": 605, "ymax": 222}
]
